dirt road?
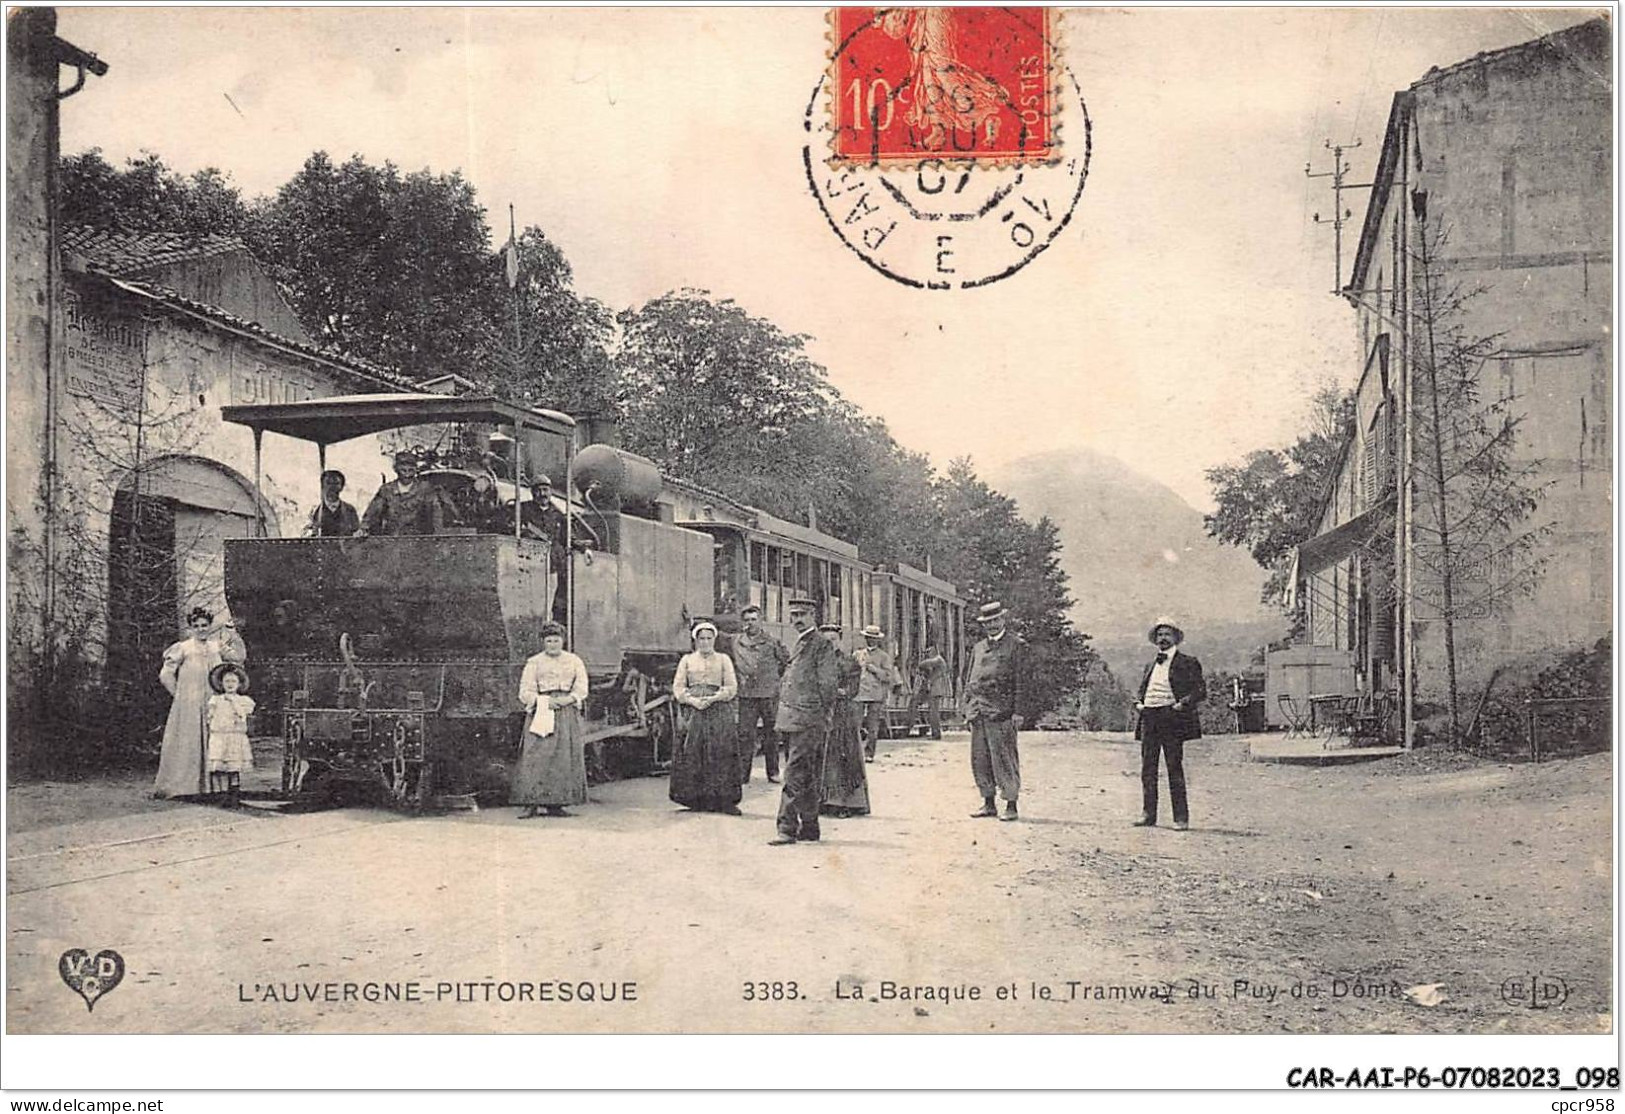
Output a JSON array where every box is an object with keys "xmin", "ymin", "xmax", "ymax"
[{"xmin": 6, "ymin": 731, "xmax": 1611, "ymax": 1034}]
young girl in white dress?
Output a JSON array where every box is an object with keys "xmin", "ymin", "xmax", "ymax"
[{"xmin": 205, "ymin": 663, "xmax": 255, "ymax": 805}]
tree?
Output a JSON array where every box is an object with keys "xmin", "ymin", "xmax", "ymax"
[
  {"xmin": 1204, "ymin": 386, "xmax": 1352, "ymax": 609},
  {"xmin": 480, "ymin": 225, "xmax": 617, "ymax": 416},
  {"xmin": 256, "ymin": 153, "xmax": 502, "ymax": 380},
  {"xmin": 1404, "ymin": 220, "xmax": 1549, "ymax": 745},
  {"xmin": 804, "ymin": 405, "xmax": 944, "ymax": 568},
  {"xmin": 615, "ymin": 290, "xmax": 838, "ymax": 498},
  {"xmin": 59, "ymin": 149, "xmax": 254, "ymax": 237},
  {"xmin": 935, "ymin": 460, "xmax": 1095, "ymax": 719}
]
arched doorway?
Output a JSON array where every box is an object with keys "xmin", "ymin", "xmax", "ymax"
[{"xmin": 104, "ymin": 455, "xmax": 278, "ymax": 743}]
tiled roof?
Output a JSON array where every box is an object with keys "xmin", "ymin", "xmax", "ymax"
[
  {"xmin": 60, "ymin": 226, "xmax": 247, "ymax": 275},
  {"xmin": 62, "ymin": 224, "xmax": 419, "ymax": 392},
  {"xmin": 1414, "ymin": 15, "xmax": 1609, "ymax": 90},
  {"xmin": 662, "ymin": 472, "xmax": 757, "ymax": 521},
  {"xmin": 88, "ymin": 272, "xmax": 419, "ymax": 393}
]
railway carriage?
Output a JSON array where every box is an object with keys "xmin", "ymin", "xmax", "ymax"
[
  {"xmin": 872, "ymin": 562, "xmax": 967, "ymax": 734},
  {"xmin": 671, "ymin": 479, "xmax": 967, "ymax": 737}
]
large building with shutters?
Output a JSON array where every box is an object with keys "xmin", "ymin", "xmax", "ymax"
[{"xmin": 1290, "ymin": 18, "xmax": 1611, "ymax": 744}]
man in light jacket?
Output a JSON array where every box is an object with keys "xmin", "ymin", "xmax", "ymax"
[{"xmin": 854, "ymin": 624, "xmax": 896, "ymax": 761}]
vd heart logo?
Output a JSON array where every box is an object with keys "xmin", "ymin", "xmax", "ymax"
[{"xmin": 58, "ymin": 948, "xmax": 125, "ymax": 1012}]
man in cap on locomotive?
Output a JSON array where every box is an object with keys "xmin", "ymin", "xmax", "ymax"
[
  {"xmin": 1133, "ymin": 617, "xmax": 1206, "ymax": 831},
  {"xmin": 731, "ymin": 603, "xmax": 789, "ymax": 784},
  {"xmin": 769, "ymin": 595, "xmax": 841, "ymax": 845},
  {"xmin": 964, "ymin": 601, "xmax": 1024, "ymax": 821},
  {"xmin": 356, "ymin": 450, "xmax": 455, "ymax": 537},
  {"xmin": 520, "ymin": 475, "xmax": 573, "ymax": 624}
]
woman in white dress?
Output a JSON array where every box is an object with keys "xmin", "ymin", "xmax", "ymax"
[
  {"xmin": 511, "ymin": 621, "xmax": 590, "ymax": 818},
  {"xmin": 155, "ymin": 607, "xmax": 245, "ymax": 800}
]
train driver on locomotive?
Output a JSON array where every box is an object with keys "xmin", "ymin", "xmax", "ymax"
[{"xmin": 356, "ymin": 451, "xmax": 458, "ymax": 537}]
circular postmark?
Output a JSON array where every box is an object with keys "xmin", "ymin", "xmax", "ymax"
[{"xmin": 804, "ymin": 9, "xmax": 1091, "ymax": 290}]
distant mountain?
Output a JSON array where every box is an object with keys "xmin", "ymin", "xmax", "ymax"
[{"xmin": 990, "ymin": 448, "xmax": 1285, "ymax": 682}]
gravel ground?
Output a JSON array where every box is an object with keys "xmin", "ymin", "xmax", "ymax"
[{"xmin": 6, "ymin": 730, "xmax": 1611, "ymax": 1035}]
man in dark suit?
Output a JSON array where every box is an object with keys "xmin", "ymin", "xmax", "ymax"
[
  {"xmin": 520, "ymin": 476, "xmax": 577, "ymax": 624},
  {"xmin": 304, "ymin": 470, "xmax": 361, "ymax": 537},
  {"xmin": 770, "ymin": 596, "xmax": 841, "ymax": 845},
  {"xmin": 1133, "ymin": 617, "xmax": 1206, "ymax": 831}
]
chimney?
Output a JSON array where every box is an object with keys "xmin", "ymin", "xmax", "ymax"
[{"xmin": 582, "ymin": 413, "xmax": 621, "ymax": 447}]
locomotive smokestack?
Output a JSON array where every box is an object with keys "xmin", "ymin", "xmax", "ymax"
[{"xmin": 581, "ymin": 413, "xmax": 621, "ymax": 448}]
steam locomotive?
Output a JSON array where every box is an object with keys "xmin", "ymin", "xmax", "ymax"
[{"xmin": 220, "ymin": 392, "xmax": 965, "ymax": 807}]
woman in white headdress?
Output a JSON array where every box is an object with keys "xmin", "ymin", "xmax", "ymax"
[
  {"xmin": 512, "ymin": 621, "xmax": 590, "ymax": 818},
  {"xmin": 668, "ymin": 620, "xmax": 742, "ymax": 814}
]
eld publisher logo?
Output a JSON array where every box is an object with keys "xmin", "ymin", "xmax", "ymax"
[
  {"xmin": 1500, "ymin": 972, "xmax": 1569, "ymax": 1009},
  {"xmin": 58, "ymin": 948, "xmax": 125, "ymax": 1012}
]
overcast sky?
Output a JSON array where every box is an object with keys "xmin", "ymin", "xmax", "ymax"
[{"xmin": 57, "ymin": 6, "xmax": 1602, "ymax": 509}]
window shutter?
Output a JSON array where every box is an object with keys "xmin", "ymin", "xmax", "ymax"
[{"xmin": 1363, "ymin": 430, "xmax": 1378, "ymax": 507}]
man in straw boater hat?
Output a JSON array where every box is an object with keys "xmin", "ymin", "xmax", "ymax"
[
  {"xmin": 854, "ymin": 623, "xmax": 897, "ymax": 762},
  {"xmin": 964, "ymin": 601, "xmax": 1025, "ymax": 821},
  {"xmin": 1132, "ymin": 617, "xmax": 1206, "ymax": 831},
  {"xmin": 907, "ymin": 641, "xmax": 949, "ymax": 740},
  {"xmin": 769, "ymin": 595, "xmax": 841, "ymax": 845}
]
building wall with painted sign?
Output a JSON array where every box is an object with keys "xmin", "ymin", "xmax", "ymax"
[{"xmin": 52, "ymin": 272, "xmax": 402, "ymax": 686}]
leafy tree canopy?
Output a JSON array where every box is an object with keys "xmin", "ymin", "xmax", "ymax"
[
  {"xmin": 60, "ymin": 149, "xmax": 253, "ymax": 238},
  {"xmin": 256, "ymin": 153, "xmax": 501, "ymax": 380},
  {"xmin": 1204, "ymin": 386, "xmax": 1351, "ymax": 603}
]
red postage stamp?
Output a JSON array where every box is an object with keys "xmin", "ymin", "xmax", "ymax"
[{"xmin": 830, "ymin": 7, "xmax": 1057, "ymax": 165}]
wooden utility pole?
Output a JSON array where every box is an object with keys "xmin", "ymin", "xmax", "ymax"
[{"xmin": 1306, "ymin": 140, "xmax": 1373, "ymax": 294}]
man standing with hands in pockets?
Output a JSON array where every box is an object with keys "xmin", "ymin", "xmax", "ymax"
[
  {"xmin": 964, "ymin": 601, "xmax": 1024, "ymax": 822},
  {"xmin": 769, "ymin": 596, "xmax": 841, "ymax": 846},
  {"xmin": 1133, "ymin": 617, "xmax": 1206, "ymax": 831},
  {"xmin": 731, "ymin": 603, "xmax": 789, "ymax": 784}
]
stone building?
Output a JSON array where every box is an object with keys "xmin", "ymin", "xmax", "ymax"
[
  {"xmin": 8, "ymin": 8, "xmax": 108, "ymax": 766},
  {"xmin": 48, "ymin": 230, "xmax": 418, "ymax": 737},
  {"xmin": 1291, "ymin": 18, "xmax": 1612, "ymax": 744},
  {"xmin": 6, "ymin": 17, "xmax": 422, "ymax": 766}
]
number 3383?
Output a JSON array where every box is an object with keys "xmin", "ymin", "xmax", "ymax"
[{"xmin": 741, "ymin": 981, "xmax": 801, "ymax": 1001}]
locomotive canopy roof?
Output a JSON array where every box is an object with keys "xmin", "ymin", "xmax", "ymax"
[{"xmin": 220, "ymin": 393, "xmax": 576, "ymax": 445}]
